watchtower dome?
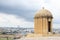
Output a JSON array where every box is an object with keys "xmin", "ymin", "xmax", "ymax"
[{"xmin": 34, "ymin": 7, "xmax": 53, "ymax": 36}]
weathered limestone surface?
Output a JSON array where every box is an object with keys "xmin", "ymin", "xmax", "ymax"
[
  {"xmin": 16, "ymin": 34, "xmax": 60, "ymax": 40},
  {"xmin": 19, "ymin": 36, "xmax": 60, "ymax": 40}
]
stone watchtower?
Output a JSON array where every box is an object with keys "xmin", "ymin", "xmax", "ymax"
[{"xmin": 34, "ymin": 7, "xmax": 53, "ymax": 36}]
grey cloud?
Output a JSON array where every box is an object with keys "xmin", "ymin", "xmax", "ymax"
[{"xmin": 0, "ymin": 4, "xmax": 37, "ymax": 22}]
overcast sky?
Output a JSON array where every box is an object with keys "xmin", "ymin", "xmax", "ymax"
[{"xmin": 0, "ymin": 0, "xmax": 60, "ymax": 28}]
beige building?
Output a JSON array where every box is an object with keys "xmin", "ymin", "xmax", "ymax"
[{"xmin": 34, "ymin": 7, "xmax": 53, "ymax": 36}]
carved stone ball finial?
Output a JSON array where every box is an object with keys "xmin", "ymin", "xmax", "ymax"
[{"xmin": 42, "ymin": 7, "xmax": 44, "ymax": 9}]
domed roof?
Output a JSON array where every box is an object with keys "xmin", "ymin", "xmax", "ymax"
[{"xmin": 34, "ymin": 7, "xmax": 53, "ymax": 18}]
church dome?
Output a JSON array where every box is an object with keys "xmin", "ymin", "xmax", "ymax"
[{"xmin": 34, "ymin": 8, "xmax": 53, "ymax": 18}]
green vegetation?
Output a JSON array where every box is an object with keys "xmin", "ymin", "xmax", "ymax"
[{"xmin": 0, "ymin": 38, "xmax": 13, "ymax": 40}]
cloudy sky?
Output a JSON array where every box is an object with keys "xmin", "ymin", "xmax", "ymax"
[{"xmin": 0, "ymin": 0, "xmax": 60, "ymax": 28}]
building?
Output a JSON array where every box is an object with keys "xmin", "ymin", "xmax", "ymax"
[
  {"xmin": 20, "ymin": 8, "xmax": 60, "ymax": 40},
  {"xmin": 34, "ymin": 7, "xmax": 53, "ymax": 36}
]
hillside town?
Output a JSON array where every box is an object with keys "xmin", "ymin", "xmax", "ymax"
[
  {"xmin": 0, "ymin": 27, "xmax": 60, "ymax": 35},
  {"xmin": 0, "ymin": 27, "xmax": 34, "ymax": 35}
]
